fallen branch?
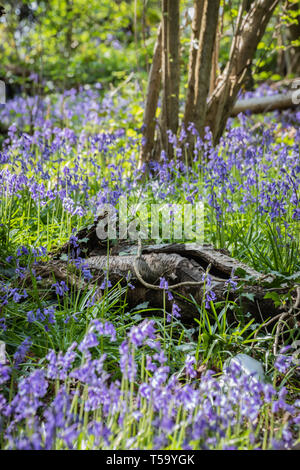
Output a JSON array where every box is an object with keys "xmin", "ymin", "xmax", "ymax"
[
  {"xmin": 35, "ymin": 237, "xmax": 294, "ymax": 324},
  {"xmin": 133, "ymin": 239, "xmax": 208, "ymax": 291},
  {"xmin": 231, "ymin": 91, "xmax": 298, "ymax": 116}
]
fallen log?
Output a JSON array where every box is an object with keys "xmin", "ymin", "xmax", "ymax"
[
  {"xmin": 34, "ymin": 236, "xmax": 295, "ymax": 324},
  {"xmin": 231, "ymin": 91, "xmax": 299, "ymax": 116}
]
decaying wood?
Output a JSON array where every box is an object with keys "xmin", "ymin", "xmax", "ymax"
[
  {"xmin": 231, "ymin": 91, "xmax": 299, "ymax": 116},
  {"xmin": 38, "ymin": 228, "xmax": 296, "ymax": 324}
]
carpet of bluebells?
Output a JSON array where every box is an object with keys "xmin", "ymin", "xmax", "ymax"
[{"xmin": 0, "ymin": 84, "xmax": 299, "ymax": 450}]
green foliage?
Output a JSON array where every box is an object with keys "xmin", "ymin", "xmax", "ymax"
[
  {"xmin": 0, "ymin": 0, "xmax": 160, "ymax": 92},
  {"xmin": 0, "ymin": 0, "xmax": 298, "ymax": 96}
]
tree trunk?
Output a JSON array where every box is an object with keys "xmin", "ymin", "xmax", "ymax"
[
  {"xmin": 209, "ymin": 20, "xmax": 221, "ymax": 96},
  {"xmin": 138, "ymin": 0, "xmax": 280, "ymax": 166},
  {"xmin": 243, "ymin": 0, "xmax": 255, "ymax": 91},
  {"xmin": 191, "ymin": 0, "xmax": 220, "ymax": 138},
  {"xmin": 184, "ymin": 0, "xmax": 205, "ymax": 129},
  {"xmin": 160, "ymin": 0, "xmax": 180, "ymax": 153},
  {"xmin": 285, "ymin": 0, "xmax": 300, "ymax": 75},
  {"xmin": 139, "ymin": 24, "xmax": 162, "ymax": 166},
  {"xmin": 205, "ymin": 0, "xmax": 280, "ymax": 144}
]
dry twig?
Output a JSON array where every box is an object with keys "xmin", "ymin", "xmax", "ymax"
[
  {"xmin": 273, "ymin": 286, "xmax": 300, "ymax": 355},
  {"xmin": 133, "ymin": 238, "xmax": 207, "ymax": 291}
]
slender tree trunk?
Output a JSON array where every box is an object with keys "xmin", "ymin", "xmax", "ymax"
[
  {"xmin": 193, "ymin": 0, "xmax": 220, "ymax": 138},
  {"xmin": 205, "ymin": 0, "xmax": 280, "ymax": 144},
  {"xmin": 209, "ymin": 20, "xmax": 220, "ymax": 96},
  {"xmin": 65, "ymin": 0, "xmax": 73, "ymax": 53},
  {"xmin": 277, "ymin": 1, "xmax": 300, "ymax": 76},
  {"xmin": 285, "ymin": 0, "xmax": 300, "ymax": 75},
  {"xmin": 184, "ymin": 0, "xmax": 205, "ymax": 128},
  {"xmin": 243, "ymin": 0, "xmax": 255, "ymax": 90},
  {"xmin": 139, "ymin": 24, "xmax": 162, "ymax": 166},
  {"xmin": 160, "ymin": 0, "xmax": 180, "ymax": 152}
]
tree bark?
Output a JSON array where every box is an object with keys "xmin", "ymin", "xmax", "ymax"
[
  {"xmin": 183, "ymin": 0, "xmax": 205, "ymax": 129},
  {"xmin": 231, "ymin": 91, "xmax": 299, "ymax": 116},
  {"xmin": 139, "ymin": 24, "xmax": 162, "ymax": 166},
  {"xmin": 139, "ymin": 0, "xmax": 280, "ymax": 165},
  {"xmin": 285, "ymin": 0, "xmax": 300, "ymax": 75},
  {"xmin": 37, "ymin": 241, "xmax": 291, "ymax": 324},
  {"xmin": 192, "ymin": 0, "xmax": 220, "ymax": 138},
  {"xmin": 205, "ymin": 0, "xmax": 280, "ymax": 144},
  {"xmin": 160, "ymin": 0, "xmax": 180, "ymax": 152},
  {"xmin": 209, "ymin": 20, "xmax": 221, "ymax": 96}
]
